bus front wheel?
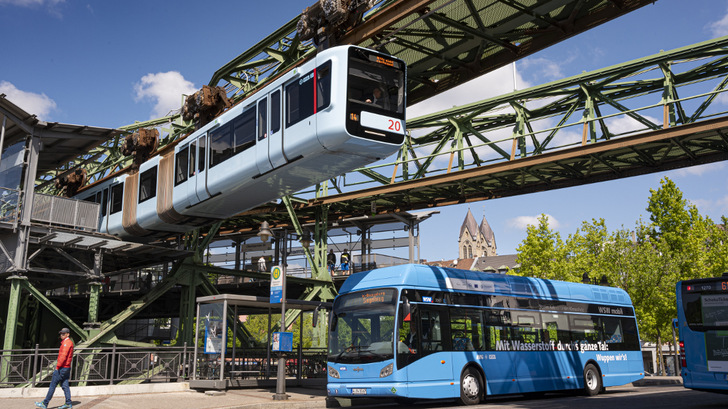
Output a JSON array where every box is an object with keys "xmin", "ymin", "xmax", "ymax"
[
  {"xmin": 459, "ymin": 367, "xmax": 483, "ymax": 405},
  {"xmin": 582, "ymin": 363, "xmax": 602, "ymax": 396}
]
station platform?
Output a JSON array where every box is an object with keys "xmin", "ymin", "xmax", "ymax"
[{"xmin": 0, "ymin": 383, "xmax": 327, "ymax": 409}]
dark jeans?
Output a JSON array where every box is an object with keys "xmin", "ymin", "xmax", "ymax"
[{"xmin": 44, "ymin": 367, "xmax": 71, "ymax": 406}]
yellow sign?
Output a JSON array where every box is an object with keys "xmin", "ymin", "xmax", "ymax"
[{"xmin": 271, "ymin": 266, "xmax": 282, "ymax": 281}]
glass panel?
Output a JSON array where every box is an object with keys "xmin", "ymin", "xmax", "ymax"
[
  {"xmin": 139, "ymin": 166, "xmax": 157, "ymax": 203},
  {"xmin": 175, "ymin": 147, "xmax": 189, "ymax": 185},
  {"xmin": 285, "ymin": 70, "xmax": 315, "ymax": 128},
  {"xmin": 110, "ymin": 183, "xmax": 124, "ymax": 214},
  {"xmin": 271, "ymin": 90, "xmax": 281, "ymax": 133},
  {"xmin": 210, "ymin": 125, "xmax": 233, "ymax": 166},
  {"xmin": 189, "ymin": 142, "xmax": 197, "ymax": 177},
  {"xmin": 234, "ymin": 109, "xmax": 256, "ymax": 152},
  {"xmin": 258, "ymin": 98, "xmax": 268, "ymax": 141}
]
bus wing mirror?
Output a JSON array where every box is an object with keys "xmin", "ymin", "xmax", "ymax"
[{"xmin": 402, "ymin": 297, "xmax": 411, "ymax": 321}]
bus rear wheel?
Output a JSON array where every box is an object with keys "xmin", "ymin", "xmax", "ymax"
[
  {"xmin": 583, "ymin": 363, "xmax": 602, "ymax": 396},
  {"xmin": 459, "ymin": 367, "xmax": 482, "ymax": 405}
]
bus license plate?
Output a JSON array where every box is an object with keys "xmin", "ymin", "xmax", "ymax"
[{"xmin": 351, "ymin": 388, "xmax": 367, "ymax": 395}]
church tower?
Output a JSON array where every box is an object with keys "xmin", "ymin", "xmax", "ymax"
[{"xmin": 458, "ymin": 209, "xmax": 497, "ymax": 258}]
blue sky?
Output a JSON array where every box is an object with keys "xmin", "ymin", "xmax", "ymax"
[{"xmin": 1, "ymin": 0, "xmax": 728, "ymax": 262}]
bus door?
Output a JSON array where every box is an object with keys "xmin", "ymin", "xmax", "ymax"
[
  {"xmin": 188, "ymin": 134, "xmax": 210, "ymax": 206},
  {"xmin": 484, "ymin": 310, "xmax": 520, "ymax": 395},
  {"xmin": 403, "ymin": 306, "xmax": 453, "ymax": 385}
]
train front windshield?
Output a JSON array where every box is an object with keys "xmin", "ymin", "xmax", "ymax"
[
  {"xmin": 328, "ymin": 288, "xmax": 397, "ymax": 364},
  {"xmin": 347, "ymin": 48, "xmax": 406, "ymax": 144}
]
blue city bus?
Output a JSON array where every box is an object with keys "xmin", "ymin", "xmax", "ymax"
[
  {"xmin": 327, "ymin": 264, "xmax": 644, "ymax": 405},
  {"xmin": 676, "ymin": 275, "xmax": 728, "ymax": 393}
]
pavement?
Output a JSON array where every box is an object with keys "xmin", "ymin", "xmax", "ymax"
[{"xmin": 0, "ymin": 376, "xmax": 682, "ymax": 409}]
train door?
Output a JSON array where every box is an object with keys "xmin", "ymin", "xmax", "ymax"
[
  {"xmin": 255, "ymin": 97, "xmax": 273, "ymax": 174},
  {"xmin": 267, "ymin": 89, "xmax": 287, "ymax": 168},
  {"xmin": 188, "ymin": 134, "xmax": 210, "ymax": 206}
]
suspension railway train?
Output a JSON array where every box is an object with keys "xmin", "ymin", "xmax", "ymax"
[{"xmin": 76, "ymin": 46, "xmax": 406, "ymax": 239}]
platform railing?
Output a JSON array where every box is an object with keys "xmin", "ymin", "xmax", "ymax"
[
  {"xmin": 0, "ymin": 344, "xmax": 191, "ymax": 388},
  {"xmin": 31, "ymin": 193, "xmax": 99, "ymax": 231}
]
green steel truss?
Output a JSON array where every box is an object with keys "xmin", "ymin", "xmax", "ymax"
[
  {"xmin": 35, "ymin": 0, "xmax": 655, "ymax": 194},
  {"xmin": 216, "ymin": 35, "xmax": 728, "ymax": 229}
]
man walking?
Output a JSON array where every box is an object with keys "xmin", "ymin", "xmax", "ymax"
[{"xmin": 36, "ymin": 328, "xmax": 74, "ymax": 409}]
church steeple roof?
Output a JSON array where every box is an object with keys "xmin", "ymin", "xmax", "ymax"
[
  {"xmin": 480, "ymin": 216, "xmax": 496, "ymax": 247},
  {"xmin": 459, "ymin": 208, "xmax": 479, "ymax": 240}
]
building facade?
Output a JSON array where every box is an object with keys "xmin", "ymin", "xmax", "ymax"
[{"xmin": 458, "ymin": 208, "xmax": 497, "ymax": 259}]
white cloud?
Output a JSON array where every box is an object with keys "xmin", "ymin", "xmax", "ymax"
[
  {"xmin": 507, "ymin": 214, "xmax": 561, "ymax": 230},
  {"xmin": 0, "ymin": 81, "xmax": 57, "ymax": 120},
  {"xmin": 673, "ymin": 162, "xmax": 725, "ymax": 177},
  {"xmin": 133, "ymin": 71, "xmax": 197, "ymax": 119},
  {"xmin": 408, "ymin": 65, "xmax": 530, "ymax": 119},
  {"xmin": 708, "ymin": 8, "xmax": 728, "ymax": 37},
  {"xmin": 605, "ymin": 114, "xmax": 660, "ymax": 136},
  {"xmin": 519, "ymin": 57, "xmax": 568, "ymax": 82}
]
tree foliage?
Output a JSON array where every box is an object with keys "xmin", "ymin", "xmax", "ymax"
[{"xmin": 515, "ymin": 177, "xmax": 728, "ymax": 350}]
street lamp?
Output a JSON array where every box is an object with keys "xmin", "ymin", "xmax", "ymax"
[
  {"xmin": 299, "ymin": 230, "xmax": 312, "ymax": 249},
  {"xmin": 257, "ymin": 221, "xmax": 272, "ymax": 242}
]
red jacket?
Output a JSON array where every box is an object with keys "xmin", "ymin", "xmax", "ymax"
[{"xmin": 57, "ymin": 337, "xmax": 74, "ymax": 369}]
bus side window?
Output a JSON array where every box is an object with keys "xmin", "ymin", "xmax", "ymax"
[
  {"xmin": 569, "ymin": 315, "xmax": 603, "ymax": 344},
  {"xmin": 512, "ymin": 311, "xmax": 542, "ymax": 344},
  {"xmin": 541, "ymin": 312, "xmax": 571, "ymax": 344},
  {"xmin": 175, "ymin": 147, "xmax": 189, "ymax": 185},
  {"xmin": 485, "ymin": 309, "xmax": 512, "ymax": 351},
  {"xmin": 450, "ymin": 309, "xmax": 482, "ymax": 351}
]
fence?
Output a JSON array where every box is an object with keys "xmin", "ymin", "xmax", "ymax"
[
  {"xmin": 193, "ymin": 347, "xmax": 327, "ymax": 381},
  {"xmin": 0, "ymin": 344, "xmax": 328, "ymax": 388},
  {"xmin": 0, "ymin": 344, "xmax": 191, "ymax": 388},
  {"xmin": 31, "ymin": 193, "xmax": 99, "ymax": 231}
]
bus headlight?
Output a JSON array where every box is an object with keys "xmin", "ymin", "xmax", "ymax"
[
  {"xmin": 328, "ymin": 366, "xmax": 340, "ymax": 378},
  {"xmin": 380, "ymin": 363, "xmax": 393, "ymax": 378}
]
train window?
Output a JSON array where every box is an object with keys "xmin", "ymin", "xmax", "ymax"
[
  {"xmin": 110, "ymin": 183, "xmax": 124, "ymax": 215},
  {"xmin": 317, "ymin": 61, "xmax": 331, "ymax": 111},
  {"xmin": 198, "ymin": 137, "xmax": 206, "ymax": 172},
  {"xmin": 189, "ymin": 141, "xmax": 197, "ymax": 177},
  {"xmin": 285, "ymin": 69, "xmax": 315, "ymax": 128},
  {"xmin": 234, "ymin": 109, "xmax": 255, "ymax": 152},
  {"xmin": 271, "ymin": 90, "xmax": 281, "ymax": 133},
  {"xmin": 210, "ymin": 124, "xmax": 233, "ymax": 167},
  {"xmin": 258, "ymin": 98, "xmax": 267, "ymax": 141},
  {"xmin": 139, "ymin": 166, "xmax": 157, "ymax": 203},
  {"xmin": 175, "ymin": 147, "xmax": 189, "ymax": 185},
  {"xmin": 101, "ymin": 188, "xmax": 109, "ymax": 216}
]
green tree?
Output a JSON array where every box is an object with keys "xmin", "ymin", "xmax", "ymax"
[{"xmin": 514, "ymin": 214, "xmax": 568, "ymax": 280}]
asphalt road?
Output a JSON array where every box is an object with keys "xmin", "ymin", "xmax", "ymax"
[{"xmin": 343, "ymin": 385, "xmax": 727, "ymax": 409}]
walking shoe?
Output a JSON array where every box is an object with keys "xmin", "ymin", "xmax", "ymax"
[
  {"xmin": 59, "ymin": 404, "xmax": 73, "ymax": 409},
  {"xmin": 34, "ymin": 403, "xmax": 47, "ymax": 409}
]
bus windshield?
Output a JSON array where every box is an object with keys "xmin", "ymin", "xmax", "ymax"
[
  {"xmin": 679, "ymin": 280, "xmax": 728, "ymax": 331},
  {"xmin": 328, "ymin": 288, "xmax": 397, "ymax": 364}
]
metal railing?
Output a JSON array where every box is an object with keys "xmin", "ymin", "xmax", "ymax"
[
  {"xmin": 193, "ymin": 347, "xmax": 327, "ymax": 381},
  {"xmin": 0, "ymin": 344, "xmax": 191, "ymax": 388},
  {"xmin": 1, "ymin": 344, "xmax": 328, "ymax": 387},
  {"xmin": 31, "ymin": 193, "xmax": 99, "ymax": 231}
]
